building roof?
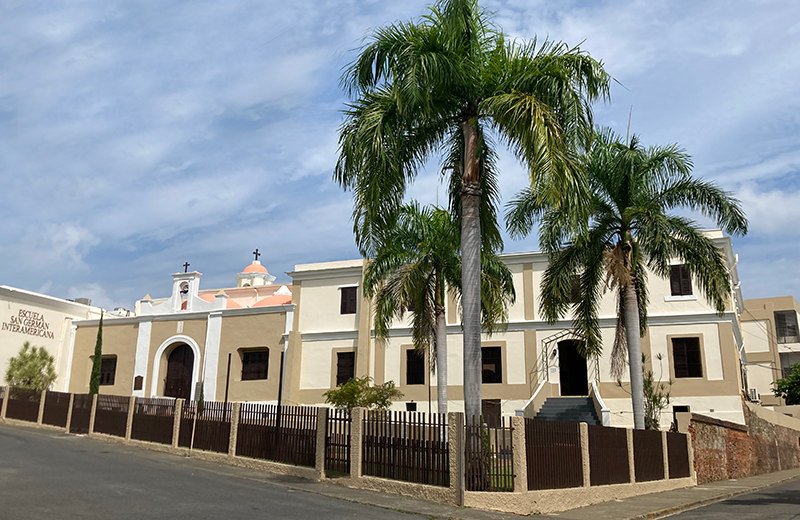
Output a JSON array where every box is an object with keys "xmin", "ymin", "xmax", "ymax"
[{"xmin": 242, "ymin": 262, "xmax": 268, "ymax": 274}]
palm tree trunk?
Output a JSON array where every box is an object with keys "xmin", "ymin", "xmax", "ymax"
[
  {"xmin": 434, "ymin": 305, "xmax": 448, "ymax": 414},
  {"xmin": 623, "ymin": 283, "xmax": 645, "ymax": 429},
  {"xmin": 461, "ymin": 118, "xmax": 482, "ymax": 421}
]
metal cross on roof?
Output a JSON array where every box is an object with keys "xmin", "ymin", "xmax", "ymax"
[
  {"xmin": 183, "ymin": 262, "xmax": 190, "ymax": 273},
  {"xmin": 253, "ymin": 248, "xmax": 261, "ymax": 261}
]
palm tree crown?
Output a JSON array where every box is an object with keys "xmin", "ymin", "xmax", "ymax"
[
  {"xmin": 507, "ymin": 129, "xmax": 748, "ymax": 428},
  {"xmin": 336, "ymin": 0, "xmax": 610, "ymax": 419}
]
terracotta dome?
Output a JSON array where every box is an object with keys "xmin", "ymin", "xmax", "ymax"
[
  {"xmin": 253, "ymin": 294, "xmax": 292, "ymax": 307},
  {"xmin": 243, "ymin": 262, "xmax": 268, "ymax": 274}
]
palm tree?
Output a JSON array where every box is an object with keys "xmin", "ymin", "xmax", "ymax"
[
  {"xmin": 363, "ymin": 203, "xmax": 515, "ymax": 415},
  {"xmin": 335, "ymin": 0, "xmax": 610, "ymax": 419},
  {"xmin": 506, "ymin": 129, "xmax": 748, "ymax": 429}
]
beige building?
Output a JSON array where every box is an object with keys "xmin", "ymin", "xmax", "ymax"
[
  {"xmin": 63, "ymin": 231, "xmax": 752, "ymax": 429},
  {"xmin": 285, "ymin": 230, "xmax": 748, "ymax": 427},
  {"xmin": 66, "ymin": 260, "xmax": 293, "ymax": 403},
  {"xmin": 741, "ymin": 296, "xmax": 800, "ymax": 406},
  {"xmin": 0, "ymin": 285, "xmax": 105, "ymax": 391}
]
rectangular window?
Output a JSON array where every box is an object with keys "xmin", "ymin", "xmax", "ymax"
[
  {"xmin": 241, "ymin": 350, "xmax": 269, "ymax": 381},
  {"xmin": 406, "ymin": 349, "xmax": 425, "ymax": 385},
  {"xmin": 340, "ymin": 286, "xmax": 357, "ymax": 314},
  {"xmin": 775, "ymin": 310, "xmax": 800, "ymax": 344},
  {"xmin": 672, "ymin": 337, "xmax": 703, "ymax": 378},
  {"xmin": 669, "ymin": 265, "xmax": 693, "ymax": 296},
  {"xmin": 336, "ymin": 352, "xmax": 355, "ymax": 386},
  {"xmin": 99, "ymin": 357, "xmax": 117, "ymax": 386},
  {"xmin": 481, "ymin": 347, "xmax": 503, "ymax": 384}
]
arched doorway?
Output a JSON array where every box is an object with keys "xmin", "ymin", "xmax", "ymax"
[
  {"xmin": 558, "ymin": 340, "xmax": 588, "ymax": 396},
  {"xmin": 164, "ymin": 343, "xmax": 194, "ymax": 400}
]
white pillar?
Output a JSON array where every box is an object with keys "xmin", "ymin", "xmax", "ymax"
[
  {"xmin": 203, "ymin": 311, "xmax": 223, "ymax": 401},
  {"xmin": 133, "ymin": 319, "xmax": 152, "ymax": 397}
]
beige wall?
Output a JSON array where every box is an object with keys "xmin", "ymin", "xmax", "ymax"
[
  {"xmin": 297, "ymin": 276, "xmax": 361, "ymax": 334},
  {"xmin": 216, "ymin": 313, "xmax": 286, "ymax": 402},
  {"xmin": 69, "ymin": 322, "xmax": 138, "ymax": 394}
]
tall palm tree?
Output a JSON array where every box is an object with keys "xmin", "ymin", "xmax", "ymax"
[
  {"xmin": 506, "ymin": 129, "xmax": 748, "ymax": 429},
  {"xmin": 363, "ymin": 203, "xmax": 515, "ymax": 415},
  {"xmin": 335, "ymin": 0, "xmax": 610, "ymax": 419}
]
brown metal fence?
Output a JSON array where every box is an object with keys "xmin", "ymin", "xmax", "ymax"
[
  {"xmin": 191, "ymin": 401, "xmax": 232, "ymax": 453},
  {"xmin": 666, "ymin": 431, "xmax": 691, "ymax": 478},
  {"xmin": 588, "ymin": 424, "xmax": 630, "ymax": 486},
  {"xmin": 633, "ymin": 429, "xmax": 664, "ymax": 482},
  {"xmin": 131, "ymin": 397, "xmax": 175, "ymax": 445},
  {"xmin": 178, "ymin": 401, "xmax": 195, "ymax": 448},
  {"xmin": 42, "ymin": 391, "xmax": 71, "ymax": 428},
  {"xmin": 93, "ymin": 395, "xmax": 130, "ymax": 437},
  {"xmin": 236, "ymin": 403, "xmax": 317, "ymax": 467},
  {"xmin": 325, "ymin": 409, "xmax": 351, "ymax": 475},
  {"xmin": 465, "ymin": 415, "xmax": 514, "ymax": 492},
  {"xmin": 525, "ymin": 418, "xmax": 583, "ymax": 490},
  {"xmin": 5, "ymin": 387, "xmax": 41, "ymax": 422},
  {"xmin": 362, "ymin": 410, "xmax": 449, "ymax": 487},
  {"xmin": 0, "ymin": 386, "xmax": 4, "ymax": 412},
  {"xmin": 70, "ymin": 394, "xmax": 92, "ymax": 434}
]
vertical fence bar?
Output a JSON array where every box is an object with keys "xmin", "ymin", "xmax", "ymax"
[
  {"xmin": 662, "ymin": 430, "xmax": 670, "ymax": 480},
  {"xmin": 228, "ymin": 402, "xmax": 240, "ymax": 457},
  {"xmin": 0, "ymin": 386, "xmax": 7, "ymax": 420},
  {"xmin": 627, "ymin": 428, "xmax": 635, "ymax": 483},
  {"xmin": 37, "ymin": 390, "xmax": 46, "ymax": 425},
  {"xmin": 65, "ymin": 393, "xmax": 74, "ymax": 432},
  {"xmin": 88, "ymin": 394, "xmax": 98, "ymax": 434},
  {"xmin": 580, "ymin": 423, "xmax": 590, "ymax": 487},
  {"xmin": 125, "ymin": 396, "xmax": 136, "ymax": 441},
  {"xmin": 172, "ymin": 399, "xmax": 183, "ymax": 448}
]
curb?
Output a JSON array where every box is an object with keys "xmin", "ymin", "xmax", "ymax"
[{"xmin": 623, "ymin": 472, "xmax": 800, "ymax": 520}]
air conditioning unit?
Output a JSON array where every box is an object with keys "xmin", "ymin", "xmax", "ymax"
[{"xmin": 748, "ymin": 387, "xmax": 760, "ymax": 402}]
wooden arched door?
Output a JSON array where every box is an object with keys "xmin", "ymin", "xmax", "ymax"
[{"xmin": 164, "ymin": 344, "xmax": 194, "ymax": 400}]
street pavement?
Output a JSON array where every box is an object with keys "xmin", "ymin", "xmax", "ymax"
[
  {"xmin": 663, "ymin": 478, "xmax": 800, "ymax": 519},
  {"xmin": 0, "ymin": 423, "xmax": 420, "ymax": 520}
]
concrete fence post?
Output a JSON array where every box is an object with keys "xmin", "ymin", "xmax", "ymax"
[
  {"xmin": 228, "ymin": 402, "xmax": 241, "ymax": 457},
  {"xmin": 172, "ymin": 399, "xmax": 183, "ymax": 448},
  {"xmin": 37, "ymin": 390, "xmax": 46, "ymax": 425},
  {"xmin": 579, "ymin": 422, "xmax": 591, "ymax": 487},
  {"xmin": 448, "ymin": 412, "xmax": 464, "ymax": 506},
  {"xmin": 349, "ymin": 407, "xmax": 365, "ymax": 479},
  {"xmin": 88, "ymin": 394, "xmax": 98, "ymax": 435},
  {"xmin": 315, "ymin": 407, "xmax": 329, "ymax": 480},
  {"xmin": 686, "ymin": 430, "xmax": 695, "ymax": 481},
  {"xmin": 65, "ymin": 393, "xmax": 75, "ymax": 433},
  {"xmin": 511, "ymin": 416, "xmax": 527, "ymax": 493},
  {"xmin": 125, "ymin": 396, "xmax": 136, "ymax": 441},
  {"xmin": 627, "ymin": 428, "xmax": 636, "ymax": 483},
  {"xmin": 0, "ymin": 386, "xmax": 8, "ymax": 420},
  {"xmin": 662, "ymin": 430, "xmax": 670, "ymax": 480}
]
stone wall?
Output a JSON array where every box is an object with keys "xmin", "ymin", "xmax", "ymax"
[{"xmin": 689, "ymin": 401, "xmax": 800, "ymax": 484}]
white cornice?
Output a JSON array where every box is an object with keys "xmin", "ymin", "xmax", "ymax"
[
  {"xmin": 0, "ymin": 285, "xmax": 103, "ymax": 316},
  {"xmin": 287, "ymin": 265, "xmax": 364, "ymax": 281},
  {"xmin": 74, "ymin": 304, "xmax": 294, "ymax": 327}
]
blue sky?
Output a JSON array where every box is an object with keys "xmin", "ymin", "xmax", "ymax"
[{"xmin": 1, "ymin": 0, "xmax": 799, "ymax": 310}]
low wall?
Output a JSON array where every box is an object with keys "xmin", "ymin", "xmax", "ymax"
[
  {"xmin": 688, "ymin": 401, "xmax": 800, "ymax": 484},
  {"xmin": 465, "ymin": 477, "xmax": 694, "ymax": 516}
]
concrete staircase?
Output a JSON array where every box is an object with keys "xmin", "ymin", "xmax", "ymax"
[{"xmin": 534, "ymin": 396, "xmax": 601, "ymax": 425}]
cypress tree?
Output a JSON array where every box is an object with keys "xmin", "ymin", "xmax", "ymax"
[{"xmin": 89, "ymin": 312, "xmax": 104, "ymax": 394}]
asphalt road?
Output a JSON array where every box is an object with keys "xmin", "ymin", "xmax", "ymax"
[
  {"xmin": 667, "ymin": 478, "xmax": 800, "ymax": 519},
  {"xmin": 0, "ymin": 424, "xmax": 418, "ymax": 520}
]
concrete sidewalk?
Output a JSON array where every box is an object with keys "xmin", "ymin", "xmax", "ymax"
[
  {"xmin": 3, "ymin": 421, "xmax": 799, "ymax": 520},
  {"xmin": 535, "ymin": 468, "xmax": 800, "ymax": 520}
]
